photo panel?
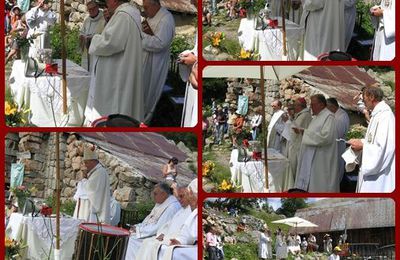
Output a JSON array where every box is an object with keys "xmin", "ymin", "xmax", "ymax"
[
  {"xmin": 202, "ymin": 65, "xmax": 395, "ymax": 193},
  {"xmin": 202, "ymin": 197, "xmax": 395, "ymax": 259},
  {"xmin": 201, "ymin": 0, "xmax": 395, "ymax": 61},
  {"xmin": 5, "ymin": 0, "xmax": 199, "ymax": 128}
]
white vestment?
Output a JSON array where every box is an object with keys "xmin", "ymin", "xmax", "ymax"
[
  {"xmin": 159, "ymin": 208, "xmax": 198, "ymax": 260},
  {"xmin": 295, "ymin": 108, "xmax": 339, "ymax": 192},
  {"xmin": 301, "ymin": 0, "xmax": 345, "ymax": 60},
  {"xmin": 288, "ymin": 108, "xmax": 312, "ymax": 182},
  {"xmin": 344, "ymin": 0, "xmax": 356, "ymax": 50},
  {"xmin": 25, "ymin": 6, "xmax": 56, "ymax": 58},
  {"xmin": 80, "ymin": 10, "xmax": 106, "ymax": 72},
  {"xmin": 180, "ymin": 34, "xmax": 198, "ymax": 127},
  {"xmin": 334, "ymin": 108, "xmax": 349, "ymax": 180},
  {"xmin": 142, "ymin": 7, "xmax": 175, "ymax": 122},
  {"xmin": 357, "ymin": 101, "xmax": 395, "ymax": 192},
  {"xmin": 372, "ymin": 0, "xmax": 395, "ymax": 61},
  {"xmin": 86, "ymin": 3, "xmax": 144, "ymax": 123},
  {"xmin": 259, "ymin": 232, "xmax": 272, "ymax": 259},
  {"xmin": 267, "ymin": 110, "xmax": 286, "ymax": 153},
  {"xmin": 135, "ymin": 206, "xmax": 193, "ymax": 260},
  {"xmin": 110, "ymin": 196, "xmax": 121, "ymax": 226},
  {"xmin": 134, "ymin": 195, "xmax": 181, "ymax": 238},
  {"xmin": 73, "ymin": 179, "xmax": 90, "ymax": 221},
  {"xmin": 84, "ymin": 163, "xmax": 111, "ymax": 223}
]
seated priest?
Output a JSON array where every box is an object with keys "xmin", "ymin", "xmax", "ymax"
[
  {"xmin": 127, "ymin": 185, "xmax": 192, "ymax": 260},
  {"xmin": 125, "ymin": 182, "xmax": 181, "ymax": 259},
  {"xmin": 136, "ymin": 178, "xmax": 198, "ymax": 260}
]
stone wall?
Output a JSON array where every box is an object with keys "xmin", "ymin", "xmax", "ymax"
[
  {"xmin": 7, "ymin": 133, "xmax": 159, "ymax": 208},
  {"xmin": 224, "ymin": 77, "xmax": 312, "ymax": 123}
]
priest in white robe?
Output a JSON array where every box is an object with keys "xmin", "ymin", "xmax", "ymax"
[
  {"xmin": 25, "ymin": 0, "xmax": 56, "ymax": 58},
  {"xmin": 267, "ymin": 100, "xmax": 288, "ymax": 154},
  {"xmin": 301, "ymin": 0, "xmax": 345, "ymax": 60},
  {"xmin": 125, "ymin": 182, "xmax": 181, "ymax": 260},
  {"xmin": 142, "ymin": 0, "xmax": 175, "ymax": 123},
  {"xmin": 348, "ymin": 87, "xmax": 395, "ymax": 192},
  {"xmin": 294, "ymin": 94, "xmax": 339, "ymax": 192},
  {"xmin": 180, "ymin": 0, "xmax": 198, "ymax": 127},
  {"xmin": 157, "ymin": 178, "xmax": 198, "ymax": 260},
  {"xmin": 371, "ymin": 0, "xmax": 395, "ymax": 61},
  {"xmin": 81, "ymin": 146, "xmax": 111, "ymax": 223},
  {"xmin": 135, "ymin": 186, "xmax": 193, "ymax": 260},
  {"xmin": 344, "ymin": 0, "xmax": 356, "ymax": 50},
  {"xmin": 79, "ymin": 1, "xmax": 106, "ymax": 72},
  {"xmin": 85, "ymin": 0, "xmax": 144, "ymax": 123},
  {"xmin": 73, "ymin": 178, "xmax": 90, "ymax": 221},
  {"xmin": 288, "ymin": 98, "xmax": 312, "ymax": 184},
  {"xmin": 327, "ymin": 98, "xmax": 349, "ymax": 181}
]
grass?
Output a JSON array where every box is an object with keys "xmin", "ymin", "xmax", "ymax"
[
  {"xmin": 224, "ymin": 242, "xmax": 258, "ymax": 260},
  {"xmin": 203, "ymin": 149, "xmax": 231, "ymax": 185}
]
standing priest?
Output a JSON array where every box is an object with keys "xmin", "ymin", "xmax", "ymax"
[
  {"xmin": 294, "ymin": 94, "xmax": 339, "ymax": 192},
  {"xmin": 86, "ymin": 0, "xmax": 144, "ymax": 124},
  {"xmin": 142, "ymin": 0, "xmax": 175, "ymax": 123},
  {"xmin": 348, "ymin": 87, "xmax": 395, "ymax": 192}
]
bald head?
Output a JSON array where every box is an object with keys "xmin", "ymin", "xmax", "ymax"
[{"xmin": 176, "ymin": 186, "xmax": 190, "ymax": 208}]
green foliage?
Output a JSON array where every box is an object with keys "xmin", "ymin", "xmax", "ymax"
[
  {"xmin": 202, "ymin": 151, "xmax": 231, "ymax": 185},
  {"xmin": 170, "ymin": 35, "xmax": 194, "ymax": 59},
  {"xmin": 44, "ymin": 196, "xmax": 76, "ymax": 216},
  {"xmin": 135, "ymin": 201, "xmax": 155, "ymax": 223},
  {"xmin": 224, "ymin": 242, "xmax": 258, "ymax": 259},
  {"xmin": 355, "ymin": 0, "xmax": 376, "ymax": 39},
  {"xmin": 253, "ymin": 0, "xmax": 267, "ymax": 14},
  {"xmin": 50, "ymin": 24, "xmax": 81, "ymax": 65},
  {"xmin": 161, "ymin": 132, "xmax": 198, "ymax": 152},
  {"xmin": 202, "ymin": 78, "xmax": 227, "ymax": 104},
  {"xmin": 220, "ymin": 37, "xmax": 242, "ymax": 57},
  {"xmin": 276, "ymin": 198, "xmax": 308, "ymax": 217}
]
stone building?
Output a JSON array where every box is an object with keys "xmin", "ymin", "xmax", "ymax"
[{"xmin": 5, "ymin": 132, "xmax": 197, "ymax": 208}]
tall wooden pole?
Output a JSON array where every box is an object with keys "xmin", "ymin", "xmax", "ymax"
[
  {"xmin": 55, "ymin": 133, "xmax": 61, "ymax": 252},
  {"xmin": 60, "ymin": 0, "xmax": 67, "ymax": 114},
  {"xmin": 260, "ymin": 66, "xmax": 269, "ymax": 191},
  {"xmin": 281, "ymin": 0, "xmax": 287, "ymax": 57}
]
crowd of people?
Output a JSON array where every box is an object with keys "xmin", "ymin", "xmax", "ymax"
[
  {"xmin": 202, "ymin": 0, "xmax": 395, "ymax": 61},
  {"xmin": 259, "ymin": 231, "xmax": 347, "ymax": 260},
  {"xmin": 5, "ymin": 0, "xmax": 198, "ymax": 127}
]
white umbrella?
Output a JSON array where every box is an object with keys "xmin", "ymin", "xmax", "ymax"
[
  {"xmin": 272, "ymin": 216, "xmax": 318, "ymax": 228},
  {"xmin": 272, "ymin": 216, "xmax": 318, "ymax": 234},
  {"xmin": 203, "ymin": 65, "xmax": 309, "ymax": 191}
]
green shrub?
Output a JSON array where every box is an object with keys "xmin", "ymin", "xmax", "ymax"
[
  {"xmin": 135, "ymin": 201, "xmax": 155, "ymax": 223},
  {"xmin": 170, "ymin": 35, "xmax": 194, "ymax": 59},
  {"xmin": 355, "ymin": 1, "xmax": 375, "ymax": 39},
  {"xmin": 50, "ymin": 24, "xmax": 82, "ymax": 65},
  {"xmin": 221, "ymin": 38, "xmax": 242, "ymax": 57},
  {"xmin": 224, "ymin": 242, "xmax": 258, "ymax": 259}
]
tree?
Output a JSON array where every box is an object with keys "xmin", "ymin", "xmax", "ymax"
[{"xmin": 276, "ymin": 198, "xmax": 308, "ymax": 217}]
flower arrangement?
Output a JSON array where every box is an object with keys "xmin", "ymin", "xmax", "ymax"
[
  {"xmin": 207, "ymin": 32, "xmax": 225, "ymax": 48},
  {"xmin": 218, "ymin": 179, "xmax": 235, "ymax": 192},
  {"xmin": 202, "ymin": 160, "xmax": 216, "ymax": 177},
  {"xmin": 5, "ymin": 237, "xmax": 26, "ymax": 260},
  {"xmin": 5, "ymin": 101, "xmax": 30, "ymax": 127},
  {"xmin": 238, "ymin": 48, "xmax": 259, "ymax": 60}
]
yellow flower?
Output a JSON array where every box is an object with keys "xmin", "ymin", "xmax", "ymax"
[
  {"xmin": 219, "ymin": 179, "xmax": 232, "ymax": 191},
  {"xmin": 239, "ymin": 48, "xmax": 251, "ymax": 59},
  {"xmin": 5, "ymin": 238, "xmax": 14, "ymax": 248},
  {"xmin": 5, "ymin": 102, "xmax": 17, "ymax": 116}
]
